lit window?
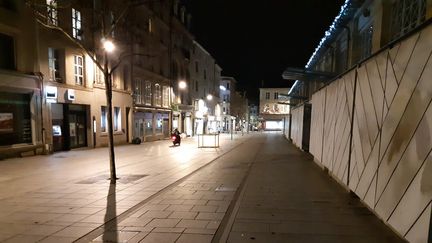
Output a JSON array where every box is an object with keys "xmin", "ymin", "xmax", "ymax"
[
  {"xmin": 46, "ymin": 0, "xmax": 57, "ymax": 26},
  {"xmin": 148, "ymin": 18, "xmax": 152, "ymax": 33},
  {"xmin": 145, "ymin": 81, "xmax": 152, "ymax": 105},
  {"xmin": 72, "ymin": 8, "xmax": 82, "ymax": 40},
  {"xmin": 74, "ymin": 55, "xmax": 84, "ymax": 85},
  {"xmin": 162, "ymin": 86, "xmax": 170, "ymax": 107},
  {"xmin": 95, "ymin": 65, "xmax": 103, "ymax": 85},
  {"xmin": 114, "ymin": 107, "xmax": 121, "ymax": 131},
  {"xmin": 48, "ymin": 48, "xmax": 61, "ymax": 82},
  {"xmin": 155, "ymin": 84, "xmax": 162, "ymax": 106},
  {"xmin": 101, "ymin": 106, "xmax": 107, "ymax": 132}
]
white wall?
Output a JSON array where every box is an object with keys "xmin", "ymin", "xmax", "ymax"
[
  {"xmin": 309, "ymin": 24, "xmax": 432, "ymax": 243},
  {"xmin": 290, "ymin": 105, "xmax": 304, "ymax": 149}
]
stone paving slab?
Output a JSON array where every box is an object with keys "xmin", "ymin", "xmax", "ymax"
[
  {"xmin": 0, "ymin": 133, "xmax": 408, "ymax": 242},
  {"xmin": 78, "ymin": 136, "xmax": 262, "ymax": 242},
  {"xmin": 217, "ymin": 135, "xmax": 407, "ymax": 243},
  {"xmin": 0, "ymin": 133, "xmax": 246, "ymax": 242}
]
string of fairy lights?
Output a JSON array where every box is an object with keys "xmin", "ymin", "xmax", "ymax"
[{"xmin": 288, "ymin": 0, "xmax": 352, "ymax": 95}]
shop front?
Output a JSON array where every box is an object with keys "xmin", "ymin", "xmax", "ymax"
[
  {"xmin": 0, "ymin": 91, "xmax": 33, "ymax": 146},
  {"xmin": 133, "ymin": 109, "xmax": 170, "ymax": 142},
  {"xmin": 51, "ymin": 103, "xmax": 89, "ymax": 151}
]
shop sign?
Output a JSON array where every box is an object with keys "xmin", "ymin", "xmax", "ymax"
[
  {"xmin": 67, "ymin": 89, "xmax": 75, "ymax": 101},
  {"xmin": 46, "ymin": 86, "xmax": 57, "ymax": 103}
]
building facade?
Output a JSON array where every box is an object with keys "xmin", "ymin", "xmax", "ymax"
[
  {"xmin": 259, "ymin": 88, "xmax": 290, "ymax": 131},
  {"xmin": 0, "ymin": 0, "xmax": 197, "ymax": 155},
  {"xmin": 0, "ymin": 1, "xmax": 43, "ymax": 153},
  {"xmin": 189, "ymin": 41, "xmax": 222, "ymax": 135}
]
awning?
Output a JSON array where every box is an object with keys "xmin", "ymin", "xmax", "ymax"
[{"xmin": 282, "ymin": 67, "xmax": 335, "ymax": 82}]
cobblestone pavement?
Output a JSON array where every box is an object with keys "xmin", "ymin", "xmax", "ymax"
[{"xmin": 0, "ymin": 132, "xmax": 405, "ymax": 243}]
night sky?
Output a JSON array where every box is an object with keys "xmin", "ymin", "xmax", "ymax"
[{"xmin": 188, "ymin": 0, "xmax": 345, "ymax": 104}]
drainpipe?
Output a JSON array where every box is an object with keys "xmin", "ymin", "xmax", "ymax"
[{"xmin": 347, "ymin": 67, "xmax": 358, "ymax": 187}]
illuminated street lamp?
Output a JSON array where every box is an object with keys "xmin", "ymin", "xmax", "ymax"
[
  {"xmin": 178, "ymin": 80, "xmax": 187, "ymax": 89},
  {"xmin": 206, "ymin": 94, "xmax": 213, "ymax": 101},
  {"xmin": 102, "ymin": 39, "xmax": 115, "ymax": 53}
]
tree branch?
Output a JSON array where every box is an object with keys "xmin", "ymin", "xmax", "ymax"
[{"xmin": 109, "ymin": 52, "xmax": 157, "ymax": 75}]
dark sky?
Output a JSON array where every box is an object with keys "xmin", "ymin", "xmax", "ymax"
[{"xmin": 188, "ymin": 0, "xmax": 345, "ymax": 104}]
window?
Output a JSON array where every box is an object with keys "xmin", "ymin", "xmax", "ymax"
[
  {"xmin": 148, "ymin": 18, "xmax": 153, "ymax": 33},
  {"xmin": 204, "ymin": 69, "xmax": 207, "ymax": 79},
  {"xmin": 155, "ymin": 113, "xmax": 163, "ymax": 134},
  {"xmin": 134, "ymin": 79, "xmax": 143, "ymax": 104},
  {"xmin": 162, "ymin": 86, "xmax": 170, "ymax": 107},
  {"xmin": 391, "ymin": 0, "xmax": 426, "ymax": 40},
  {"xmin": 226, "ymin": 82, "xmax": 230, "ymax": 90},
  {"xmin": 114, "ymin": 107, "xmax": 121, "ymax": 131},
  {"xmin": 123, "ymin": 66, "xmax": 129, "ymax": 90},
  {"xmin": 73, "ymin": 55, "xmax": 84, "ymax": 85},
  {"xmin": 144, "ymin": 81, "xmax": 152, "ymax": 105},
  {"xmin": 0, "ymin": 0, "xmax": 17, "ymax": 11},
  {"xmin": 48, "ymin": 48, "xmax": 61, "ymax": 82},
  {"xmin": 95, "ymin": 65, "xmax": 103, "ymax": 85},
  {"xmin": 265, "ymin": 92, "xmax": 270, "ymax": 100},
  {"xmin": 72, "ymin": 8, "xmax": 82, "ymax": 40},
  {"xmin": 101, "ymin": 106, "xmax": 107, "ymax": 133},
  {"xmin": 0, "ymin": 33, "xmax": 15, "ymax": 70},
  {"xmin": 155, "ymin": 84, "xmax": 162, "ymax": 106},
  {"xmin": 195, "ymin": 80, "xmax": 198, "ymax": 92},
  {"xmin": 46, "ymin": 0, "xmax": 57, "ymax": 25},
  {"xmin": 195, "ymin": 61, "xmax": 199, "ymax": 73},
  {"xmin": 359, "ymin": 25, "xmax": 373, "ymax": 61},
  {"xmin": 274, "ymin": 92, "xmax": 279, "ymax": 100}
]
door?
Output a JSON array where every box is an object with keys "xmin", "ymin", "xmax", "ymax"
[{"xmin": 69, "ymin": 111, "xmax": 87, "ymax": 149}]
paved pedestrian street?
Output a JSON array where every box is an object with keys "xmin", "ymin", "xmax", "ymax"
[{"xmin": 0, "ymin": 133, "xmax": 405, "ymax": 242}]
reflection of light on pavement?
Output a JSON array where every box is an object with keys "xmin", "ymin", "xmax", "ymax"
[{"xmin": 174, "ymin": 148, "xmax": 195, "ymax": 165}]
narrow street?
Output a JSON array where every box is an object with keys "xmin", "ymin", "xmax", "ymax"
[{"xmin": 0, "ymin": 133, "xmax": 404, "ymax": 242}]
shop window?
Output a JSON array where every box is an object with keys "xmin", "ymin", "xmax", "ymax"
[
  {"xmin": 0, "ymin": 92, "xmax": 31, "ymax": 146},
  {"xmin": 74, "ymin": 55, "xmax": 84, "ymax": 85},
  {"xmin": 72, "ymin": 8, "xmax": 82, "ymax": 40},
  {"xmin": 144, "ymin": 113, "xmax": 153, "ymax": 135},
  {"xmin": 114, "ymin": 107, "xmax": 121, "ymax": 131},
  {"xmin": 155, "ymin": 113, "xmax": 163, "ymax": 134},
  {"xmin": 0, "ymin": 33, "xmax": 15, "ymax": 70},
  {"xmin": 101, "ymin": 106, "xmax": 107, "ymax": 133}
]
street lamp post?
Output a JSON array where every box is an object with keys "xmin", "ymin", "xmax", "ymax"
[{"xmin": 102, "ymin": 39, "xmax": 117, "ymax": 183}]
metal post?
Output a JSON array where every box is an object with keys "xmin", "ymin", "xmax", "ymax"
[{"xmin": 231, "ymin": 119, "xmax": 233, "ymax": 140}]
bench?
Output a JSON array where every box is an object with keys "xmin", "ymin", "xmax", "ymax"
[{"xmin": 0, "ymin": 144, "xmax": 45, "ymax": 159}]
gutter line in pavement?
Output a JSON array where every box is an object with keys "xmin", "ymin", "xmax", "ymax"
[{"xmin": 73, "ymin": 140, "xmax": 246, "ymax": 243}]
